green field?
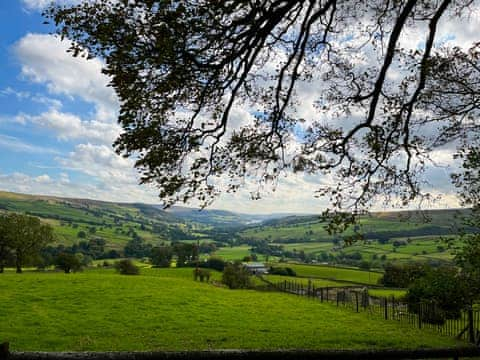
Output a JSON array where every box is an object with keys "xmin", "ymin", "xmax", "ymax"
[
  {"xmin": 368, "ymin": 288, "xmax": 407, "ymax": 299},
  {"xmin": 283, "ymin": 263, "xmax": 383, "ymax": 285},
  {"xmin": 263, "ymin": 274, "xmax": 352, "ymax": 288},
  {"xmin": 0, "ymin": 269, "xmax": 463, "ymax": 351}
]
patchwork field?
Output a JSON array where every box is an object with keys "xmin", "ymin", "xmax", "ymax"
[{"xmin": 0, "ymin": 268, "xmax": 463, "ymax": 351}]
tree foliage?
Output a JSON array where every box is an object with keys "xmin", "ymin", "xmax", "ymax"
[
  {"xmin": 45, "ymin": 0, "xmax": 480, "ymax": 216},
  {"xmin": 0, "ymin": 213, "xmax": 54, "ymax": 273},
  {"xmin": 55, "ymin": 252, "xmax": 83, "ymax": 274},
  {"xmin": 222, "ymin": 262, "xmax": 252, "ymax": 289},
  {"xmin": 405, "ymin": 266, "xmax": 470, "ymax": 322}
]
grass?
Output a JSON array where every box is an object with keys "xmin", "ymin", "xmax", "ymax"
[
  {"xmin": 284, "ymin": 263, "xmax": 383, "ymax": 285},
  {"xmin": 0, "ymin": 268, "xmax": 463, "ymax": 351},
  {"xmin": 368, "ymin": 288, "xmax": 407, "ymax": 299},
  {"xmin": 263, "ymin": 274, "xmax": 352, "ymax": 288}
]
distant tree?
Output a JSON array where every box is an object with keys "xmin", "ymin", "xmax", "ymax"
[
  {"xmin": 150, "ymin": 246, "xmax": 173, "ymax": 267},
  {"xmin": 204, "ymin": 257, "xmax": 226, "ymax": 272},
  {"xmin": 124, "ymin": 235, "xmax": 152, "ymax": 258},
  {"xmin": 359, "ymin": 261, "xmax": 371, "ymax": 271},
  {"xmin": 222, "ymin": 262, "xmax": 252, "ymax": 289},
  {"xmin": 55, "ymin": 252, "xmax": 82, "ymax": 274},
  {"xmin": 173, "ymin": 242, "xmax": 198, "ymax": 267},
  {"xmin": 77, "ymin": 230, "xmax": 86, "ymax": 239},
  {"xmin": 380, "ymin": 263, "xmax": 429, "ymax": 288}
]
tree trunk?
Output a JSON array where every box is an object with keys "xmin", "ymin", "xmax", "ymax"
[
  {"xmin": 0, "ymin": 263, "xmax": 4, "ymax": 273},
  {"xmin": 15, "ymin": 257, "xmax": 22, "ymax": 273}
]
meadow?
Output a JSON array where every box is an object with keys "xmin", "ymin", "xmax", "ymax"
[
  {"xmin": 283, "ymin": 263, "xmax": 383, "ymax": 285},
  {"xmin": 0, "ymin": 268, "xmax": 463, "ymax": 351}
]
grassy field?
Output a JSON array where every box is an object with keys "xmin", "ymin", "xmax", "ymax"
[
  {"xmin": 283, "ymin": 263, "xmax": 383, "ymax": 285},
  {"xmin": 262, "ymin": 274, "xmax": 353, "ymax": 288},
  {"xmin": 368, "ymin": 289, "xmax": 407, "ymax": 299},
  {"xmin": 0, "ymin": 268, "xmax": 463, "ymax": 351}
]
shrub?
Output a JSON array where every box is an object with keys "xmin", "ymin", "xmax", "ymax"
[
  {"xmin": 114, "ymin": 259, "xmax": 140, "ymax": 275},
  {"xmin": 222, "ymin": 262, "xmax": 252, "ymax": 289}
]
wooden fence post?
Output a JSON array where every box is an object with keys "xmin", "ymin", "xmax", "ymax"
[
  {"xmin": 355, "ymin": 292, "xmax": 359, "ymax": 313},
  {"xmin": 0, "ymin": 342, "xmax": 9, "ymax": 360},
  {"xmin": 418, "ymin": 304, "xmax": 422, "ymax": 329},
  {"xmin": 384, "ymin": 298, "xmax": 388, "ymax": 320},
  {"xmin": 468, "ymin": 308, "xmax": 475, "ymax": 344},
  {"xmin": 320, "ymin": 288, "xmax": 324, "ymax": 302}
]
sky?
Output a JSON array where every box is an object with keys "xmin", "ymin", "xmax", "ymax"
[{"xmin": 0, "ymin": 0, "xmax": 476, "ymax": 214}]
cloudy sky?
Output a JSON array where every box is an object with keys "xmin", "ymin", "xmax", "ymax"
[{"xmin": 0, "ymin": 1, "xmax": 474, "ymax": 214}]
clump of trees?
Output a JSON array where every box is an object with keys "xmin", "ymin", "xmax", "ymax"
[
  {"xmin": 269, "ymin": 266, "xmax": 296, "ymax": 277},
  {"xmin": 405, "ymin": 266, "xmax": 470, "ymax": 323},
  {"xmin": 222, "ymin": 262, "xmax": 252, "ymax": 289},
  {"xmin": 55, "ymin": 253, "xmax": 83, "ymax": 274},
  {"xmin": 150, "ymin": 246, "xmax": 173, "ymax": 267},
  {"xmin": 0, "ymin": 213, "xmax": 54, "ymax": 273},
  {"xmin": 379, "ymin": 263, "xmax": 429, "ymax": 288}
]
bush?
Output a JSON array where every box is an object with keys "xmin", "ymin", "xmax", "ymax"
[
  {"xmin": 222, "ymin": 262, "xmax": 252, "ymax": 289},
  {"xmin": 114, "ymin": 259, "xmax": 140, "ymax": 275}
]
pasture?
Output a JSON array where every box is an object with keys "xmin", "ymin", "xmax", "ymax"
[
  {"xmin": 283, "ymin": 263, "xmax": 383, "ymax": 285},
  {"xmin": 0, "ymin": 268, "xmax": 462, "ymax": 351}
]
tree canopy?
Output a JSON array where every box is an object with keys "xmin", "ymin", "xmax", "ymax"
[
  {"xmin": 0, "ymin": 213, "xmax": 55, "ymax": 273},
  {"xmin": 45, "ymin": 0, "xmax": 480, "ymax": 216}
]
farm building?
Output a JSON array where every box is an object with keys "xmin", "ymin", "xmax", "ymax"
[{"xmin": 243, "ymin": 262, "xmax": 268, "ymax": 275}]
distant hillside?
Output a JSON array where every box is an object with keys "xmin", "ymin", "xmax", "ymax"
[
  {"xmin": 241, "ymin": 209, "xmax": 471, "ymax": 243},
  {"xmin": 165, "ymin": 206, "xmax": 294, "ymax": 227},
  {"xmin": 0, "ymin": 191, "xmax": 206, "ymax": 250}
]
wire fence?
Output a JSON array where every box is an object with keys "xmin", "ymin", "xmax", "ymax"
[{"xmin": 263, "ymin": 277, "xmax": 480, "ymax": 345}]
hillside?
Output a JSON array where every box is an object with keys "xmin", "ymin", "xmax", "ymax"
[
  {"xmin": 0, "ymin": 191, "xmax": 205, "ymax": 250},
  {"xmin": 241, "ymin": 209, "xmax": 469, "ymax": 243},
  {"xmin": 0, "ymin": 191, "xmax": 472, "ymax": 266},
  {"xmin": 0, "ymin": 268, "xmax": 461, "ymax": 351},
  {"xmin": 166, "ymin": 205, "xmax": 294, "ymax": 227}
]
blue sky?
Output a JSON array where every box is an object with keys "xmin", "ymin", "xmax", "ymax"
[{"xmin": 0, "ymin": 0, "xmax": 474, "ymax": 213}]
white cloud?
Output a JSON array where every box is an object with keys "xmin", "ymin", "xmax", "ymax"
[
  {"xmin": 14, "ymin": 33, "xmax": 118, "ymax": 122},
  {"xmin": 21, "ymin": 0, "xmax": 84, "ymax": 11},
  {"xmin": 0, "ymin": 134, "xmax": 60, "ymax": 154},
  {"xmin": 58, "ymin": 143, "xmax": 136, "ymax": 185},
  {"xmin": 24, "ymin": 108, "xmax": 121, "ymax": 144}
]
